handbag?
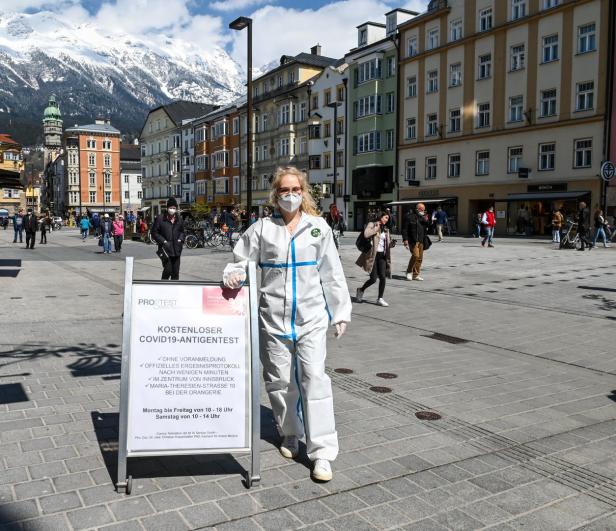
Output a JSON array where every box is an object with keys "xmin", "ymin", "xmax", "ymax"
[
  {"xmin": 355, "ymin": 231, "xmax": 372, "ymax": 253},
  {"xmin": 423, "ymin": 235, "xmax": 432, "ymax": 250},
  {"xmin": 98, "ymin": 237, "xmax": 103, "ymax": 247}
]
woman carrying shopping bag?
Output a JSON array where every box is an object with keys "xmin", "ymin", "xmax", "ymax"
[{"xmin": 222, "ymin": 166, "xmax": 351, "ymax": 482}]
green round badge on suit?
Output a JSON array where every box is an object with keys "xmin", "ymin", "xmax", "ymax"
[{"xmin": 311, "ymin": 228, "xmax": 321, "ymax": 237}]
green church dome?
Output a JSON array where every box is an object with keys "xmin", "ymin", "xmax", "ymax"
[{"xmin": 43, "ymin": 95, "xmax": 62, "ymax": 122}]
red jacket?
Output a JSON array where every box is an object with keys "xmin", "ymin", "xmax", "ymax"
[{"xmin": 482, "ymin": 211, "xmax": 496, "ymax": 228}]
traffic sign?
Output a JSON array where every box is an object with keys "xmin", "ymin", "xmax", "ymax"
[{"xmin": 600, "ymin": 161, "xmax": 615, "ymax": 182}]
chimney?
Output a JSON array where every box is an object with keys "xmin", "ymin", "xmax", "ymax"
[
  {"xmin": 95, "ymin": 117, "xmax": 105, "ymax": 125},
  {"xmin": 310, "ymin": 44, "xmax": 322, "ymax": 56}
]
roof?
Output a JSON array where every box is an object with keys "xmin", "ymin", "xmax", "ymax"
[
  {"xmin": 120, "ymin": 143, "xmax": 140, "ymax": 161},
  {"xmin": 0, "ymin": 134, "xmax": 21, "ymax": 146},
  {"xmin": 384, "ymin": 8, "xmax": 419, "ymax": 16},
  {"xmin": 65, "ymin": 123, "xmax": 121, "ymax": 135},
  {"xmin": 253, "ymin": 52, "xmax": 338, "ymax": 83},
  {"xmin": 153, "ymin": 101, "xmax": 219, "ymax": 126},
  {"xmin": 356, "ymin": 21, "xmax": 386, "ymax": 28}
]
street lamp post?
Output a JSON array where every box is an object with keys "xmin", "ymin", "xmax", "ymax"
[
  {"xmin": 326, "ymin": 101, "xmax": 343, "ymax": 210},
  {"xmin": 229, "ymin": 16, "xmax": 253, "ymax": 216}
]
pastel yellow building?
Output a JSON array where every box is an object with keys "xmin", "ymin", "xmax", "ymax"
[{"xmin": 0, "ymin": 134, "xmax": 24, "ymax": 216}]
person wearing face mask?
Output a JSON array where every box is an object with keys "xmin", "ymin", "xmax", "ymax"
[
  {"xmin": 222, "ymin": 166, "xmax": 351, "ymax": 483},
  {"xmin": 22, "ymin": 208, "xmax": 38, "ymax": 249},
  {"xmin": 402, "ymin": 203, "xmax": 430, "ymax": 281},
  {"xmin": 99, "ymin": 213, "xmax": 114, "ymax": 254},
  {"xmin": 151, "ymin": 197, "xmax": 185, "ymax": 280}
]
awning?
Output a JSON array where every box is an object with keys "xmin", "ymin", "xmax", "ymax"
[
  {"xmin": 138, "ymin": 206, "xmax": 151, "ymax": 212},
  {"xmin": 387, "ymin": 197, "xmax": 456, "ymax": 206},
  {"xmin": 500, "ymin": 191, "xmax": 590, "ymax": 202}
]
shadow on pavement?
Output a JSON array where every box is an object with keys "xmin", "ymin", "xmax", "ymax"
[{"xmin": 90, "ymin": 405, "xmax": 279, "ymax": 487}]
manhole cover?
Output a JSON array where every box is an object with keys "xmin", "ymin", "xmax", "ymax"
[
  {"xmin": 334, "ymin": 368, "xmax": 354, "ymax": 374},
  {"xmin": 415, "ymin": 411, "xmax": 442, "ymax": 421},
  {"xmin": 369, "ymin": 386, "xmax": 392, "ymax": 393},
  {"xmin": 376, "ymin": 372, "xmax": 398, "ymax": 379}
]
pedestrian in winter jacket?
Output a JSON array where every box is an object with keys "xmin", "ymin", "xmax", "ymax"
[
  {"xmin": 481, "ymin": 207, "xmax": 496, "ymax": 247},
  {"xmin": 151, "ymin": 197, "xmax": 185, "ymax": 280},
  {"xmin": 79, "ymin": 216, "xmax": 91, "ymax": 240},
  {"xmin": 112, "ymin": 216, "xmax": 125, "ymax": 252},
  {"xmin": 13, "ymin": 209, "xmax": 24, "ymax": 243},
  {"xmin": 23, "ymin": 209, "xmax": 38, "ymax": 249},
  {"xmin": 99, "ymin": 214, "xmax": 114, "ymax": 254},
  {"xmin": 355, "ymin": 212, "xmax": 392, "ymax": 307},
  {"xmin": 577, "ymin": 202, "xmax": 592, "ymax": 251},
  {"xmin": 402, "ymin": 203, "xmax": 430, "ymax": 281}
]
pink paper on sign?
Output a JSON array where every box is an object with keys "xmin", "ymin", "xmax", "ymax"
[{"xmin": 202, "ymin": 286, "xmax": 246, "ymax": 316}]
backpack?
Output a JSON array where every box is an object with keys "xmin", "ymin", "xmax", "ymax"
[{"xmin": 356, "ymin": 230, "xmax": 372, "ymax": 253}]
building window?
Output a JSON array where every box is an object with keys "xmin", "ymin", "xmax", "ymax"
[
  {"xmin": 578, "ymin": 23, "xmax": 596, "ymax": 53},
  {"xmin": 450, "ymin": 19, "xmax": 462, "ymax": 41},
  {"xmin": 354, "ymin": 95, "xmax": 382, "ymax": 118},
  {"xmin": 428, "ymin": 28, "xmax": 439, "ymax": 49},
  {"xmin": 124, "ymin": 190, "xmax": 129, "ymax": 199},
  {"xmin": 105, "ymin": 191, "xmax": 111, "ymax": 203},
  {"xmin": 386, "ymin": 56, "xmax": 396, "ymax": 77},
  {"xmin": 233, "ymin": 148, "xmax": 240, "ymax": 167},
  {"xmin": 478, "ymin": 54, "xmax": 492, "ymax": 80},
  {"xmin": 104, "ymin": 154, "xmax": 111, "ymax": 167},
  {"xmin": 479, "ymin": 8, "xmax": 492, "ymax": 32},
  {"xmin": 425, "ymin": 157, "xmax": 437, "ymax": 180},
  {"xmin": 405, "ymin": 159, "xmax": 416, "ymax": 181},
  {"xmin": 137, "ymin": 191, "xmax": 142, "ymax": 199},
  {"xmin": 543, "ymin": 0, "xmax": 559, "ymax": 8},
  {"xmin": 427, "ymin": 70, "xmax": 438, "ymax": 93},
  {"xmin": 407, "ymin": 75, "xmax": 417, "ymax": 98},
  {"xmin": 510, "ymin": 44, "xmax": 525, "ymax": 71},
  {"xmin": 355, "ymin": 131, "xmax": 381, "ymax": 153},
  {"xmin": 449, "ymin": 63, "xmax": 462, "ymax": 87},
  {"xmin": 261, "ymin": 145, "xmax": 268, "ymax": 161},
  {"xmin": 539, "ymin": 142, "xmax": 556, "ymax": 170},
  {"xmin": 279, "ymin": 104, "xmax": 290, "ymax": 125},
  {"xmin": 386, "ymin": 92, "xmax": 395, "ymax": 113},
  {"xmin": 426, "ymin": 113, "xmax": 438, "ymax": 137},
  {"xmin": 299, "ymin": 102, "xmax": 307, "ymax": 122},
  {"xmin": 323, "ymin": 152, "xmax": 331, "ymax": 169},
  {"xmin": 88, "ymin": 153, "xmax": 95, "ymax": 166},
  {"xmin": 407, "ymin": 36, "xmax": 418, "ymax": 57},
  {"xmin": 509, "ymin": 95, "xmax": 524, "ymax": 122},
  {"xmin": 124, "ymin": 174, "xmax": 129, "ymax": 184},
  {"xmin": 69, "ymin": 152, "xmax": 78, "ymax": 165},
  {"xmin": 288, "ymin": 70, "xmax": 295, "ymax": 84},
  {"xmin": 576, "ymin": 81, "xmax": 594, "ymax": 111},
  {"xmin": 309, "ymin": 155, "xmax": 321, "ymax": 169},
  {"xmin": 103, "ymin": 140, "xmax": 111, "ymax": 150},
  {"xmin": 324, "ymin": 89, "xmax": 332, "ymax": 105},
  {"xmin": 477, "ymin": 103, "xmax": 490, "ymax": 128},
  {"xmin": 89, "ymin": 191, "xmax": 96, "ymax": 202},
  {"xmin": 356, "ymin": 58, "xmax": 382, "ymax": 84},
  {"xmin": 232, "ymin": 117, "xmax": 240, "ymax": 135},
  {"xmin": 511, "ymin": 0, "xmax": 526, "ymax": 20},
  {"xmin": 336, "ymin": 117, "xmax": 344, "ymax": 135},
  {"xmin": 359, "ymin": 28, "xmax": 367, "ymax": 46},
  {"xmin": 336, "ymin": 150, "xmax": 344, "ymax": 167},
  {"xmin": 89, "ymin": 172, "xmax": 96, "ymax": 186},
  {"xmin": 540, "ymin": 89, "xmax": 557, "ymax": 117},
  {"xmin": 449, "ymin": 108, "xmax": 461, "ymax": 132},
  {"xmin": 476, "ymin": 151, "xmax": 490, "ymax": 175},
  {"xmin": 508, "ymin": 146, "xmax": 523, "ymax": 173},
  {"xmin": 542, "ymin": 34, "xmax": 559, "ymax": 63},
  {"xmin": 337, "ymin": 86, "xmax": 344, "ymax": 101},
  {"xmin": 137, "ymin": 175, "xmax": 142, "ymax": 184},
  {"xmin": 386, "ymin": 129, "xmax": 394, "ymax": 151},
  {"xmin": 406, "ymin": 118, "xmax": 417, "ymax": 140},
  {"xmin": 448, "ymin": 154, "xmax": 461, "ymax": 177},
  {"xmin": 87, "ymin": 139, "xmax": 96, "ymax": 149},
  {"xmin": 574, "ymin": 139, "xmax": 592, "ymax": 168},
  {"xmin": 308, "ymin": 124, "xmax": 320, "ymax": 139},
  {"xmin": 323, "ymin": 122, "xmax": 331, "ymax": 138},
  {"xmin": 312, "ymin": 94, "xmax": 319, "ymax": 110}
]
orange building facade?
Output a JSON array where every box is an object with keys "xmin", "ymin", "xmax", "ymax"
[
  {"xmin": 64, "ymin": 119, "xmax": 122, "ymax": 215},
  {"xmin": 193, "ymin": 102, "xmax": 242, "ymax": 211}
]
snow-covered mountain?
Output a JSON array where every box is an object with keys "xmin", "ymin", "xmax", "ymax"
[{"xmin": 0, "ymin": 10, "xmax": 246, "ymax": 144}]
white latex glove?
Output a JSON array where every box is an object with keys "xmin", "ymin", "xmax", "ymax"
[
  {"xmin": 335, "ymin": 322, "xmax": 347, "ymax": 339},
  {"xmin": 224, "ymin": 271, "xmax": 246, "ymax": 289}
]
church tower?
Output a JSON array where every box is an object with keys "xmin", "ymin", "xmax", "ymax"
[
  {"xmin": 42, "ymin": 95, "xmax": 64, "ymax": 214},
  {"xmin": 43, "ymin": 94, "xmax": 63, "ymax": 159}
]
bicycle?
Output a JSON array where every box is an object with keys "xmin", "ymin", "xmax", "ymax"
[{"xmin": 559, "ymin": 220, "xmax": 580, "ymax": 249}]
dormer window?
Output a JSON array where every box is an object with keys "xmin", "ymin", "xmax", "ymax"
[
  {"xmin": 359, "ymin": 28, "xmax": 367, "ymax": 46},
  {"xmin": 386, "ymin": 14, "xmax": 396, "ymax": 35}
]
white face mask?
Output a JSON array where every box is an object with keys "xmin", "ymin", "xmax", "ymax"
[
  {"xmin": 168, "ymin": 208, "xmax": 177, "ymax": 215},
  {"xmin": 278, "ymin": 193, "xmax": 302, "ymax": 214}
]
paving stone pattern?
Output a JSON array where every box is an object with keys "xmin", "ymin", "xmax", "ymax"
[{"xmin": 0, "ymin": 229, "xmax": 615, "ymax": 530}]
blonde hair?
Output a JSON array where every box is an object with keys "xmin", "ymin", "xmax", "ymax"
[{"xmin": 268, "ymin": 166, "xmax": 319, "ymax": 216}]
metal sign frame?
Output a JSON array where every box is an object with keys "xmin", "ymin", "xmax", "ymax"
[{"xmin": 116, "ymin": 257, "xmax": 261, "ymax": 493}]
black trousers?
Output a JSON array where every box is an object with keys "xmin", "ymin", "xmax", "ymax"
[
  {"xmin": 114, "ymin": 235, "xmax": 123, "ymax": 251},
  {"xmin": 25, "ymin": 231, "xmax": 35, "ymax": 249},
  {"xmin": 361, "ymin": 252, "xmax": 387, "ymax": 298},
  {"xmin": 162, "ymin": 256, "xmax": 181, "ymax": 280},
  {"xmin": 40, "ymin": 230, "xmax": 47, "ymax": 244},
  {"xmin": 579, "ymin": 227, "xmax": 593, "ymax": 250}
]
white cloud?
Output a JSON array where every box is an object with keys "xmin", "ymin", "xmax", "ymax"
[
  {"xmin": 210, "ymin": 0, "xmax": 270, "ymax": 13},
  {"xmin": 0, "ymin": 0, "xmax": 79, "ymax": 11},
  {"xmin": 229, "ymin": 0, "xmax": 428, "ymax": 69}
]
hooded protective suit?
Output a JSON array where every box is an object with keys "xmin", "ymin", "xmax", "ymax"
[{"xmin": 223, "ymin": 212, "xmax": 351, "ymax": 461}]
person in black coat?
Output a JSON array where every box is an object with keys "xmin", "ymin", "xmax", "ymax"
[
  {"xmin": 577, "ymin": 201, "xmax": 592, "ymax": 251},
  {"xmin": 151, "ymin": 197, "xmax": 185, "ymax": 280},
  {"xmin": 402, "ymin": 203, "xmax": 430, "ymax": 281},
  {"xmin": 22, "ymin": 209, "xmax": 38, "ymax": 249}
]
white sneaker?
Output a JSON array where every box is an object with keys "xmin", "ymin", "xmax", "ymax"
[
  {"xmin": 376, "ymin": 298, "xmax": 389, "ymax": 307},
  {"xmin": 413, "ymin": 276, "xmax": 424, "ymax": 281},
  {"xmin": 355, "ymin": 288, "xmax": 363, "ymax": 303},
  {"xmin": 311, "ymin": 459, "xmax": 332, "ymax": 481},
  {"xmin": 279, "ymin": 436, "xmax": 299, "ymax": 459},
  {"xmin": 406, "ymin": 273, "xmax": 413, "ymax": 281}
]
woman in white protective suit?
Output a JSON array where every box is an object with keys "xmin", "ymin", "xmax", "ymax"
[{"xmin": 223, "ymin": 166, "xmax": 352, "ymax": 482}]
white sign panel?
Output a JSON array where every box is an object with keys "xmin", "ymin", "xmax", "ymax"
[{"xmin": 126, "ymin": 283, "xmax": 250, "ymax": 453}]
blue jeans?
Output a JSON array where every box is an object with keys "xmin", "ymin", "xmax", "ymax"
[
  {"xmin": 81, "ymin": 229, "xmax": 88, "ymax": 239},
  {"xmin": 552, "ymin": 229, "xmax": 561, "ymax": 243},
  {"xmin": 13, "ymin": 227, "xmax": 23, "ymax": 242},
  {"xmin": 593, "ymin": 227, "xmax": 608, "ymax": 246},
  {"xmin": 103, "ymin": 233, "xmax": 112, "ymax": 252},
  {"xmin": 482, "ymin": 227, "xmax": 494, "ymax": 245}
]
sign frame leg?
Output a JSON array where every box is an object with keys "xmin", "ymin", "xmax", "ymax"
[
  {"xmin": 116, "ymin": 257, "xmax": 134, "ymax": 494},
  {"xmin": 247, "ymin": 261, "xmax": 261, "ymax": 488}
]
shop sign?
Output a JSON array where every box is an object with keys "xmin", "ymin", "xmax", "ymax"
[
  {"xmin": 418, "ymin": 189, "xmax": 440, "ymax": 198},
  {"xmin": 496, "ymin": 210, "xmax": 506, "ymax": 219},
  {"xmin": 527, "ymin": 183, "xmax": 567, "ymax": 192},
  {"xmin": 601, "ymin": 161, "xmax": 615, "ymax": 182}
]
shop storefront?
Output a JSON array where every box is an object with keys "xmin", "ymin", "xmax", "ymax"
[{"xmin": 387, "ymin": 197, "xmax": 459, "ymax": 235}]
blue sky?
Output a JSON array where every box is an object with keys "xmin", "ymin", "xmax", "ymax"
[{"xmin": 9, "ymin": 0, "xmax": 429, "ymax": 67}]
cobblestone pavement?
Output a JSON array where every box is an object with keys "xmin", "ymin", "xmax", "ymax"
[{"xmin": 1, "ymin": 228, "xmax": 615, "ymax": 530}]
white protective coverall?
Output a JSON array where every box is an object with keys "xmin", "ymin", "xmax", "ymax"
[{"xmin": 223, "ymin": 212, "xmax": 352, "ymax": 461}]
